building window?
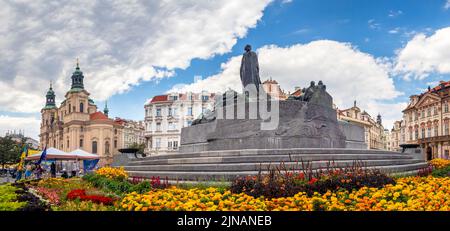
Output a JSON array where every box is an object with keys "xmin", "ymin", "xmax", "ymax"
[
  {"xmin": 421, "ymin": 110, "xmax": 425, "ymax": 118},
  {"xmin": 187, "ymin": 107, "xmax": 193, "ymax": 116},
  {"xmin": 188, "ymin": 94, "xmax": 193, "ymax": 100},
  {"xmin": 446, "ymin": 123, "xmax": 449, "ymax": 136},
  {"xmin": 92, "ymin": 141, "xmax": 97, "ymax": 154},
  {"xmin": 414, "ymin": 129, "xmax": 418, "ymax": 140},
  {"xmin": 114, "ymin": 129, "xmax": 117, "ymax": 135},
  {"xmin": 80, "ymin": 102, "xmax": 84, "ymax": 113},
  {"xmin": 427, "ymin": 128, "xmax": 431, "ymax": 137},
  {"xmin": 445, "ymin": 104, "xmax": 449, "ymax": 113},
  {"xmin": 173, "ymin": 141, "xmax": 178, "ymax": 149},
  {"xmin": 67, "ymin": 140, "xmax": 69, "ymax": 149},
  {"xmin": 173, "ymin": 108, "xmax": 178, "ymax": 116},
  {"xmin": 53, "ymin": 140, "xmax": 56, "ymax": 148},
  {"xmin": 156, "ymin": 122, "xmax": 161, "ymax": 131},
  {"xmin": 168, "ymin": 141, "xmax": 172, "ymax": 149},
  {"xmin": 168, "ymin": 122, "xmax": 176, "ymax": 130},
  {"xmin": 202, "ymin": 107, "xmax": 207, "ymax": 114},
  {"xmin": 156, "ymin": 108, "xmax": 161, "ymax": 116},
  {"xmin": 105, "ymin": 141, "xmax": 110, "ymax": 155},
  {"xmin": 421, "ymin": 128, "xmax": 425, "ymax": 138},
  {"xmin": 427, "ymin": 108, "xmax": 431, "ymax": 117},
  {"xmin": 187, "ymin": 120, "xmax": 192, "ymax": 127},
  {"xmin": 114, "ymin": 140, "xmax": 117, "ymax": 148},
  {"xmin": 168, "ymin": 107, "xmax": 172, "ymax": 116},
  {"xmin": 69, "ymin": 104, "xmax": 71, "ymax": 113},
  {"xmin": 80, "ymin": 139, "xmax": 83, "ymax": 148},
  {"xmin": 434, "ymin": 126, "xmax": 439, "ymax": 136},
  {"xmin": 155, "ymin": 138, "xmax": 161, "ymax": 149},
  {"xmin": 202, "ymin": 95, "xmax": 209, "ymax": 101},
  {"xmin": 171, "ymin": 95, "xmax": 178, "ymax": 101},
  {"xmin": 434, "ymin": 107, "xmax": 438, "ymax": 115}
]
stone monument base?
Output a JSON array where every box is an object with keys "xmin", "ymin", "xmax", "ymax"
[{"xmin": 116, "ymin": 148, "xmax": 428, "ymax": 181}]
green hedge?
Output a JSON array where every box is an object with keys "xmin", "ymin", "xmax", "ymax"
[
  {"xmin": 431, "ymin": 166, "xmax": 450, "ymax": 178},
  {"xmin": 82, "ymin": 174, "xmax": 152, "ymax": 195}
]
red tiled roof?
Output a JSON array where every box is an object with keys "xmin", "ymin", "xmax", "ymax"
[
  {"xmin": 150, "ymin": 95, "xmax": 168, "ymax": 103},
  {"xmin": 90, "ymin": 111, "xmax": 109, "ymax": 120},
  {"xmin": 114, "ymin": 118, "xmax": 125, "ymax": 125}
]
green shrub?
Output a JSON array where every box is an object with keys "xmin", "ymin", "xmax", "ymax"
[
  {"xmin": 83, "ymin": 173, "xmax": 151, "ymax": 195},
  {"xmin": 431, "ymin": 166, "xmax": 450, "ymax": 178},
  {"xmin": 0, "ymin": 184, "xmax": 27, "ymax": 211}
]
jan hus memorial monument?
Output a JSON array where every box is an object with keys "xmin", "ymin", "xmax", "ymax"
[{"xmin": 116, "ymin": 44, "xmax": 428, "ymax": 181}]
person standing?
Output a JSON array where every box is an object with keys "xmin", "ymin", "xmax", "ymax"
[
  {"xmin": 50, "ymin": 162, "xmax": 56, "ymax": 178},
  {"xmin": 15, "ymin": 166, "xmax": 23, "ymax": 182},
  {"xmin": 24, "ymin": 164, "xmax": 32, "ymax": 179}
]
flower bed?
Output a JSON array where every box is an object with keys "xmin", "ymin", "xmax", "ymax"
[
  {"xmin": 66, "ymin": 189, "xmax": 115, "ymax": 205},
  {"xmin": 430, "ymin": 158, "xmax": 450, "ymax": 169},
  {"xmin": 231, "ymin": 164, "xmax": 395, "ymax": 198},
  {"xmin": 95, "ymin": 166, "xmax": 128, "ymax": 180},
  {"xmin": 0, "ymin": 184, "xmax": 27, "ymax": 211},
  {"xmin": 120, "ymin": 176, "xmax": 450, "ymax": 211}
]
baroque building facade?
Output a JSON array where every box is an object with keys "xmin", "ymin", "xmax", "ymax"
[
  {"xmin": 39, "ymin": 62, "xmax": 123, "ymax": 166},
  {"xmin": 144, "ymin": 92, "xmax": 215, "ymax": 155},
  {"xmin": 337, "ymin": 101, "xmax": 386, "ymax": 150},
  {"xmin": 402, "ymin": 81, "xmax": 450, "ymax": 160},
  {"xmin": 261, "ymin": 78, "xmax": 288, "ymax": 100},
  {"xmin": 114, "ymin": 118, "xmax": 145, "ymax": 148}
]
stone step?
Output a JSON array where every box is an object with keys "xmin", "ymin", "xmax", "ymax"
[
  {"xmin": 131, "ymin": 148, "xmax": 403, "ymax": 161},
  {"xmin": 125, "ymin": 162, "xmax": 429, "ymax": 181},
  {"xmin": 128, "ymin": 153, "xmax": 412, "ymax": 166},
  {"xmin": 124, "ymin": 159, "xmax": 422, "ymax": 172}
]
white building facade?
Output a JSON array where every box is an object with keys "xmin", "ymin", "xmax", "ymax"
[{"xmin": 144, "ymin": 92, "xmax": 215, "ymax": 155}]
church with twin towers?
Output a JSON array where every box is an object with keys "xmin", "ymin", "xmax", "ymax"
[{"xmin": 39, "ymin": 61, "xmax": 124, "ymax": 166}]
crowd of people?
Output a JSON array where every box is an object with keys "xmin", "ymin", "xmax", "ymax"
[{"xmin": 8, "ymin": 161, "xmax": 84, "ymax": 182}]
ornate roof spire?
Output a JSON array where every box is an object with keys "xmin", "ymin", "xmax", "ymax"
[
  {"xmin": 103, "ymin": 101, "xmax": 109, "ymax": 117},
  {"xmin": 44, "ymin": 81, "xmax": 56, "ymax": 110},
  {"xmin": 71, "ymin": 58, "xmax": 84, "ymax": 90}
]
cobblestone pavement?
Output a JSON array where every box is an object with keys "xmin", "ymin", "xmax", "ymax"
[{"xmin": 0, "ymin": 176, "xmax": 13, "ymax": 184}]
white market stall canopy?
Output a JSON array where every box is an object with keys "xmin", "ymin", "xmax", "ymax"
[
  {"xmin": 26, "ymin": 147, "xmax": 76, "ymax": 160},
  {"xmin": 69, "ymin": 149, "xmax": 100, "ymax": 160}
]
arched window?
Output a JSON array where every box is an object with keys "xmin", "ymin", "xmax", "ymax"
[
  {"xmin": 105, "ymin": 141, "xmax": 110, "ymax": 155},
  {"xmin": 80, "ymin": 102, "xmax": 84, "ymax": 113},
  {"xmin": 92, "ymin": 141, "xmax": 98, "ymax": 154},
  {"xmin": 69, "ymin": 104, "xmax": 71, "ymax": 113}
]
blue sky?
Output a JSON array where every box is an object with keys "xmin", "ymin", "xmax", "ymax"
[
  {"xmin": 1, "ymin": 0, "xmax": 450, "ymax": 139},
  {"xmin": 108, "ymin": 0, "xmax": 450, "ymax": 120}
]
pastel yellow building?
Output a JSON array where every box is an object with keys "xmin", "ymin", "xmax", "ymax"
[
  {"xmin": 39, "ymin": 62, "xmax": 123, "ymax": 166},
  {"xmin": 337, "ymin": 101, "xmax": 385, "ymax": 150},
  {"xmin": 402, "ymin": 81, "xmax": 450, "ymax": 160}
]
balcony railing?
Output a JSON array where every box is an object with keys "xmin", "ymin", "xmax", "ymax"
[{"xmin": 418, "ymin": 135, "xmax": 450, "ymax": 144}]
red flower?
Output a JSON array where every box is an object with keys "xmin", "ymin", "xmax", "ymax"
[
  {"xmin": 308, "ymin": 178, "xmax": 318, "ymax": 185},
  {"xmin": 66, "ymin": 189, "xmax": 114, "ymax": 205}
]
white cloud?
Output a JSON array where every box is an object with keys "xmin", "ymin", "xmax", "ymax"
[
  {"xmin": 0, "ymin": 0, "xmax": 272, "ymax": 112},
  {"xmin": 368, "ymin": 19, "xmax": 381, "ymax": 30},
  {"xmin": 0, "ymin": 115, "xmax": 41, "ymax": 140},
  {"xmin": 445, "ymin": 0, "xmax": 450, "ymax": 9},
  {"xmin": 389, "ymin": 28, "xmax": 401, "ymax": 34},
  {"xmin": 388, "ymin": 10, "xmax": 403, "ymax": 18},
  {"xmin": 394, "ymin": 27, "xmax": 450, "ymax": 79},
  {"xmin": 170, "ymin": 40, "xmax": 403, "ymax": 129}
]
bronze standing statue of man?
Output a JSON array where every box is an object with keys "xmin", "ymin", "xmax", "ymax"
[{"xmin": 240, "ymin": 44, "xmax": 262, "ymax": 93}]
